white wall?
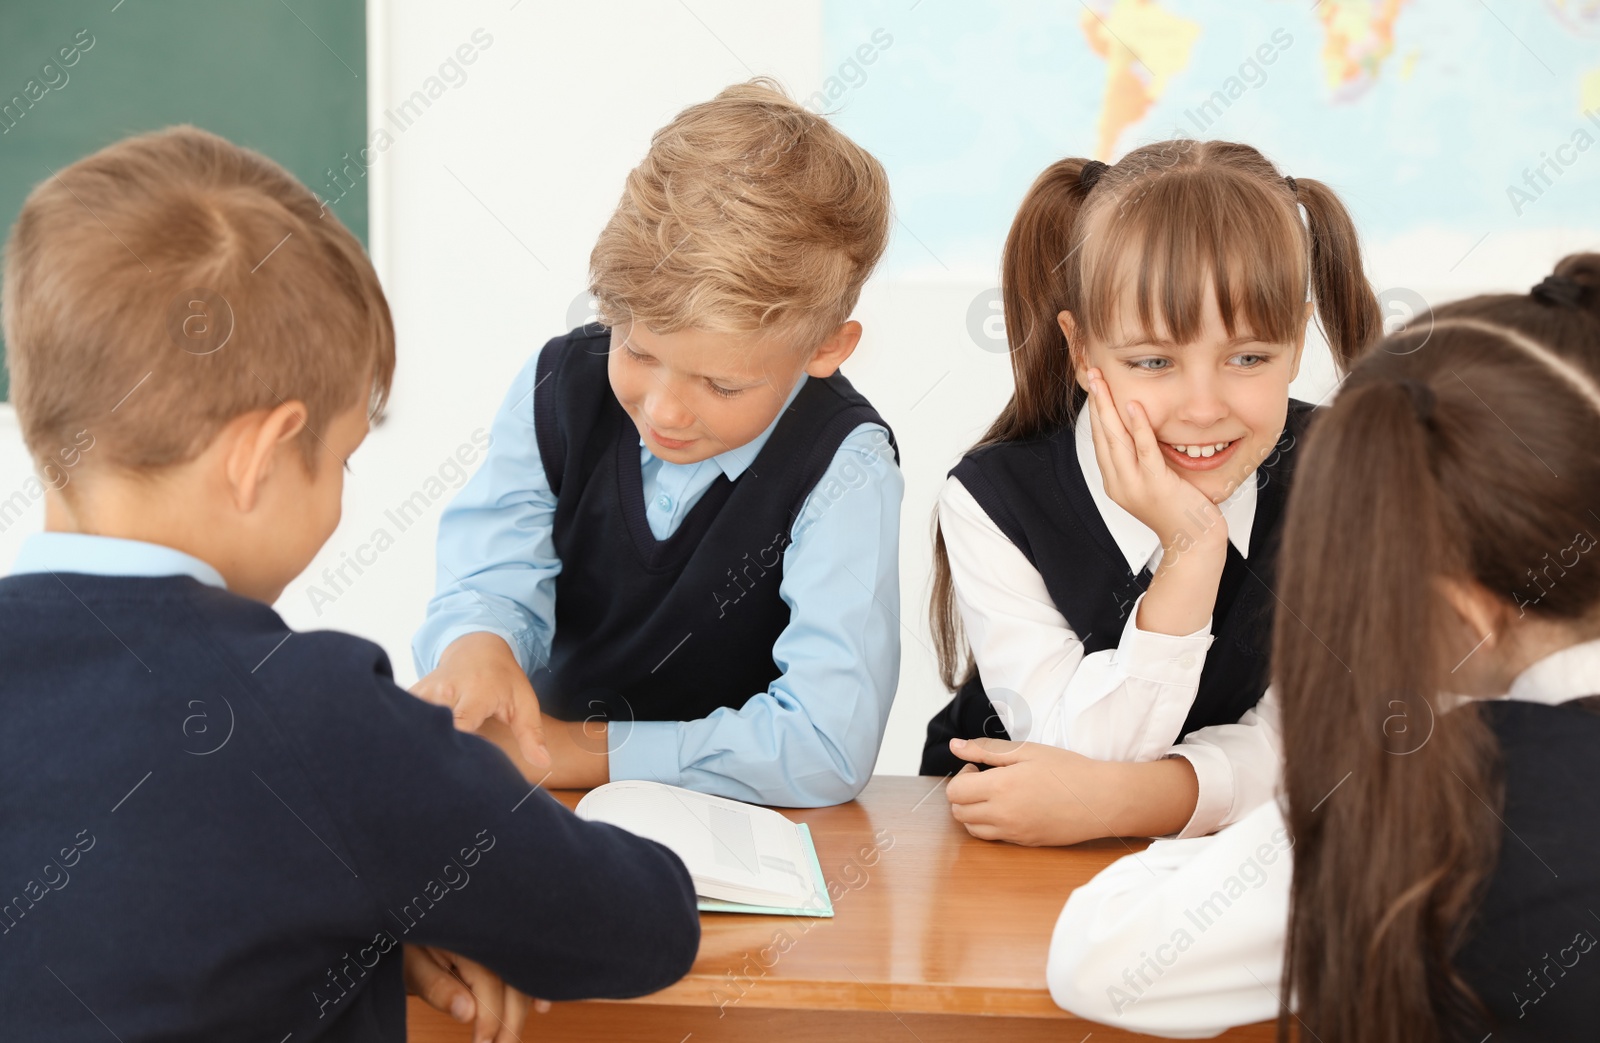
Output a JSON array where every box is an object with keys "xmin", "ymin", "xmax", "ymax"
[{"xmin": 2, "ymin": 2, "xmax": 1592, "ymax": 779}]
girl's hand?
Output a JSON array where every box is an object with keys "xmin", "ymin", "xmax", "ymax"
[
  {"xmin": 945, "ymin": 738, "xmax": 1201, "ymax": 845},
  {"xmin": 945, "ymin": 738, "xmax": 1122, "ymax": 846},
  {"xmin": 1084, "ymin": 368, "xmax": 1226, "ymax": 552}
]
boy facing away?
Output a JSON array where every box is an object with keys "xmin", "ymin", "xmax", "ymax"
[
  {"xmin": 411, "ymin": 80, "xmax": 905, "ymax": 807},
  {"xmin": 0, "ymin": 126, "xmax": 698, "ymax": 1041}
]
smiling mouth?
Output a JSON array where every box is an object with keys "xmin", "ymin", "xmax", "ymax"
[
  {"xmin": 1166, "ymin": 440, "xmax": 1233, "ymax": 459},
  {"xmin": 1161, "ymin": 438, "xmax": 1241, "ymax": 470}
]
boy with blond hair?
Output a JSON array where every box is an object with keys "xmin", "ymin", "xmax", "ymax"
[
  {"xmin": 412, "ymin": 80, "xmax": 903, "ymax": 806},
  {"xmin": 0, "ymin": 126, "xmax": 698, "ymax": 1041}
]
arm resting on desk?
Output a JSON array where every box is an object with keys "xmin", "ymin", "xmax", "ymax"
[
  {"xmin": 281, "ymin": 642, "xmax": 700, "ymax": 1002},
  {"xmin": 1047, "ymin": 800, "xmax": 1292, "ymax": 1037},
  {"xmin": 947, "ymin": 739, "xmax": 1200, "ymax": 845}
]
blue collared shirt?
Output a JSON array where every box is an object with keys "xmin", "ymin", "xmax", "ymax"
[
  {"xmin": 11, "ymin": 532, "xmax": 228, "ymax": 589},
  {"xmin": 412, "ymin": 347, "xmax": 904, "ymax": 806}
]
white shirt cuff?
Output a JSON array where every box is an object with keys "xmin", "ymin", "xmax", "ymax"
[
  {"xmin": 1116, "ymin": 591, "xmax": 1214, "ymax": 687},
  {"xmin": 1165, "ymin": 743, "xmax": 1232, "ymax": 839}
]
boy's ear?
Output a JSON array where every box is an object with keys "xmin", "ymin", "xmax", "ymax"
[
  {"xmin": 802, "ymin": 321, "xmax": 863, "ymax": 379},
  {"xmin": 225, "ymin": 401, "xmax": 310, "ymax": 512}
]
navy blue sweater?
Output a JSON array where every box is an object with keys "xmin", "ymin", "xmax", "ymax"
[{"xmin": 0, "ymin": 573, "xmax": 700, "ymax": 1041}]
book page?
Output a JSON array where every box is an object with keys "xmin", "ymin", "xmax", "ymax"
[{"xmin": 575, "ymin": 781, "xmax": 815, "ymax": 906}]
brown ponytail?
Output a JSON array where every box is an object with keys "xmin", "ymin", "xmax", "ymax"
[
  {"xmin": 1277, "ymin": 253, "xmax": 1600, "ymax": 1041},
  {"xmin": 990, "ymin": 157, "xmax": 1100, "ymax": 445},
  {"xmin": 1294, "ymin": 177, "xmax": 1383, "ymax": 370},
  {"xmin": 1276, "ymin": 380, "xmax": 1502, "ymax": 1041},
  {"xmin": 931, "ymin": 139, "xmax": 1383, "ymax": 691},
  {"xmin": 930, "ymin": 158, "xmax": 1096, "ymax": 687}
]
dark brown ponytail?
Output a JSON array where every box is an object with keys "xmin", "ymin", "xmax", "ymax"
[{"xmin": 1278, "ymin": 253, "xmax": 1600, "ymax": 1041}]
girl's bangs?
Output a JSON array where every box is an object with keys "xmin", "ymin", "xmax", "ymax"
[{"xmin": 1075, "ymin": 173, "xmax": 1308, "ymax": 349}]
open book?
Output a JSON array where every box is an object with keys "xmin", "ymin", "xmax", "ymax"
[{"xmin": 574, "ymin": 780, "xmax": 833, "ymax": 917}]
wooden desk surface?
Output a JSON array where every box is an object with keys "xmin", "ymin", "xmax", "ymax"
[{"xmin": 408, "ymin": 775, "xmax": 1276, "ymax": 1042}]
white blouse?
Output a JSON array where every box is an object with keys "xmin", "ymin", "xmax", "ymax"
[
  {"xmin": 940, "ymin": 409, "xmax": 1278, "ymax": 837},
  {"xmin": 1046, "ymin": 639, "xmax": 1600, "ymax": 1037}
]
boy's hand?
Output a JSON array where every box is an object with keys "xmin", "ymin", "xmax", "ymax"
[
  {"xmin": 1084, "ymin": 367, "xmax": 1227, "ymax": 552},
  {"xmin": 412, "ymin": 632, "xmax": 551, "ymax": 772},
  {"xmin": 403, "ymin": 943, "xmax": 550, "ymax": 1043},
  {"xmin": 945, "ymin": 737, "xmax": 1199, "ymax": 845}
]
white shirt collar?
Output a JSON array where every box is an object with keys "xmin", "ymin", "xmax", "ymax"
[
  {"xmin": 1072, "ymin": 409, "xmax": 1258, "ymax": 574},
  {"xmin": 10, "ymin": 533, "xmax": 228, "ymax": 590},
  {"xmin": 638, "ymin": 374, "xmax": 809, "ymax": 480},
  {"xmin": 1505, "ymin": 638, "xmax": 1600, "ymax": 706}
]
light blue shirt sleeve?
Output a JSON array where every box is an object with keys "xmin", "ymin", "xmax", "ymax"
[
  {"xmin": 411, "ymin": 350, "xmax": 560, "ymax": 677},
  {"xmin": 607, "ymin": 422, "xmax": 904, "ymax": 807}
]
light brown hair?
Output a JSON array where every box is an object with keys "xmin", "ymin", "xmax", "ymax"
[
  {"xmin": 931, "ymin": 139, "xmax": 1382, "ymax": 689},
  {"xmin": 589, "ymin": 78, "xmax": 891, "ymax": 353},
  {"xmin": 2, "ymin": 125, "xmax": 394, "ymax": 481},
  {"xmin": 1277, "ymin": 253, "xmax": 1600, "ymax": 1041}
]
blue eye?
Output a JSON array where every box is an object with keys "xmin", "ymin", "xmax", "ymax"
[
  {"xmin": 1232, "ymin": 353, "xmax": 1269, "ymax": 368},
  {"xmin": 1123, "ymin": 357, "xmax": 1172, "ymax": 372}
]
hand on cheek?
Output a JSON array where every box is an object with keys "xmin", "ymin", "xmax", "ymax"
[{"xmin": 1084, "ymin": 368, "xmax": 1224, "ymax": 549}]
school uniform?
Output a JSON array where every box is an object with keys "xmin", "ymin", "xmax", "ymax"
[
  {"xmin": 1048, "ymin": 638, "xmax": 1600, "ymax": 1041},
  {"xmin": 0, "ymin": 533, "xmax": 700, "ymax": 1042},
  {"xmin": 921, "ymin": 400, "xmax": 1314, "ymax": 836},
  {"xmin": 413, "ymin": 326, "xmax": 903, "ymax": 808}
]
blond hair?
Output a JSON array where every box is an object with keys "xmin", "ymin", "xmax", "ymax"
[
  {"xmin": 590, "ymin": 78, "xmax": 891, "ymax": 352},
  {"xmin": 2, "ymin": 125, "xmax": 394, "ymax": 480}
]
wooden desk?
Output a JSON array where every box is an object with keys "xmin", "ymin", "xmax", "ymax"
[{"xmin": 408, "ymin": 776, "xmax": 1275, "ymax": 1041}]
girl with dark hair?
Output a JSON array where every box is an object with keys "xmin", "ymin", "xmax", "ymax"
[
  {"xmin": 1049, "ymin": 255, "xmax": 1600, "ymax": 1041},
  {"xmin": 927, "ymin": 140, "xmax": 1381, "ymax": 846}
]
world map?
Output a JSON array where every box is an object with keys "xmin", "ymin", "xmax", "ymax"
[{"xmin": 822, "ymin": 0, "xmax": 1600, "ymax": 283}]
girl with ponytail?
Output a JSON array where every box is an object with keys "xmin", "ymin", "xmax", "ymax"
[
  {"xmin": 930, "ymin": 139, "xmax": 1380, "ymax": 846},
  {"xmin": 1049, "ymin": 255, "xmax": 1600, "ymax": 1041}
]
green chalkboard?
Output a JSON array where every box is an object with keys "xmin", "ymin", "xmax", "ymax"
[{"xmin": 0, "ymin": 0, "xmax": 368, "ymax": 401}]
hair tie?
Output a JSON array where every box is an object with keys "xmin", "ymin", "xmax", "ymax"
[
  {"xmin": 1531, "ymin": 274, "xmax": 1588, "ymax": 307},
  {"xmin": 1284, "ymin": 176, "xmax": 1298, "ymax": 196},
  {"xmin": 1079, "ymin": 160, "xmax": 1109, "ymax": 193},
  {"xmin": 1399, "ymin": 379, "xmax": 1435, "ymax": 424}
]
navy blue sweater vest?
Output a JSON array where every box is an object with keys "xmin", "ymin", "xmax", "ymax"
[
  {"xmin": 0, "ymin": 572, "xmax": 698, "ymax": 1042},
  {"xmin": 530, "ymin": 325, "xmax": 897, "ymax": 725},
  {"xmin": 921, "ymin": 401, "xmax": 1316, "ymax": 775},
  {"xmin": 1455, "ymin": 697, "xmax": 1600, "ymax": 1040}
]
